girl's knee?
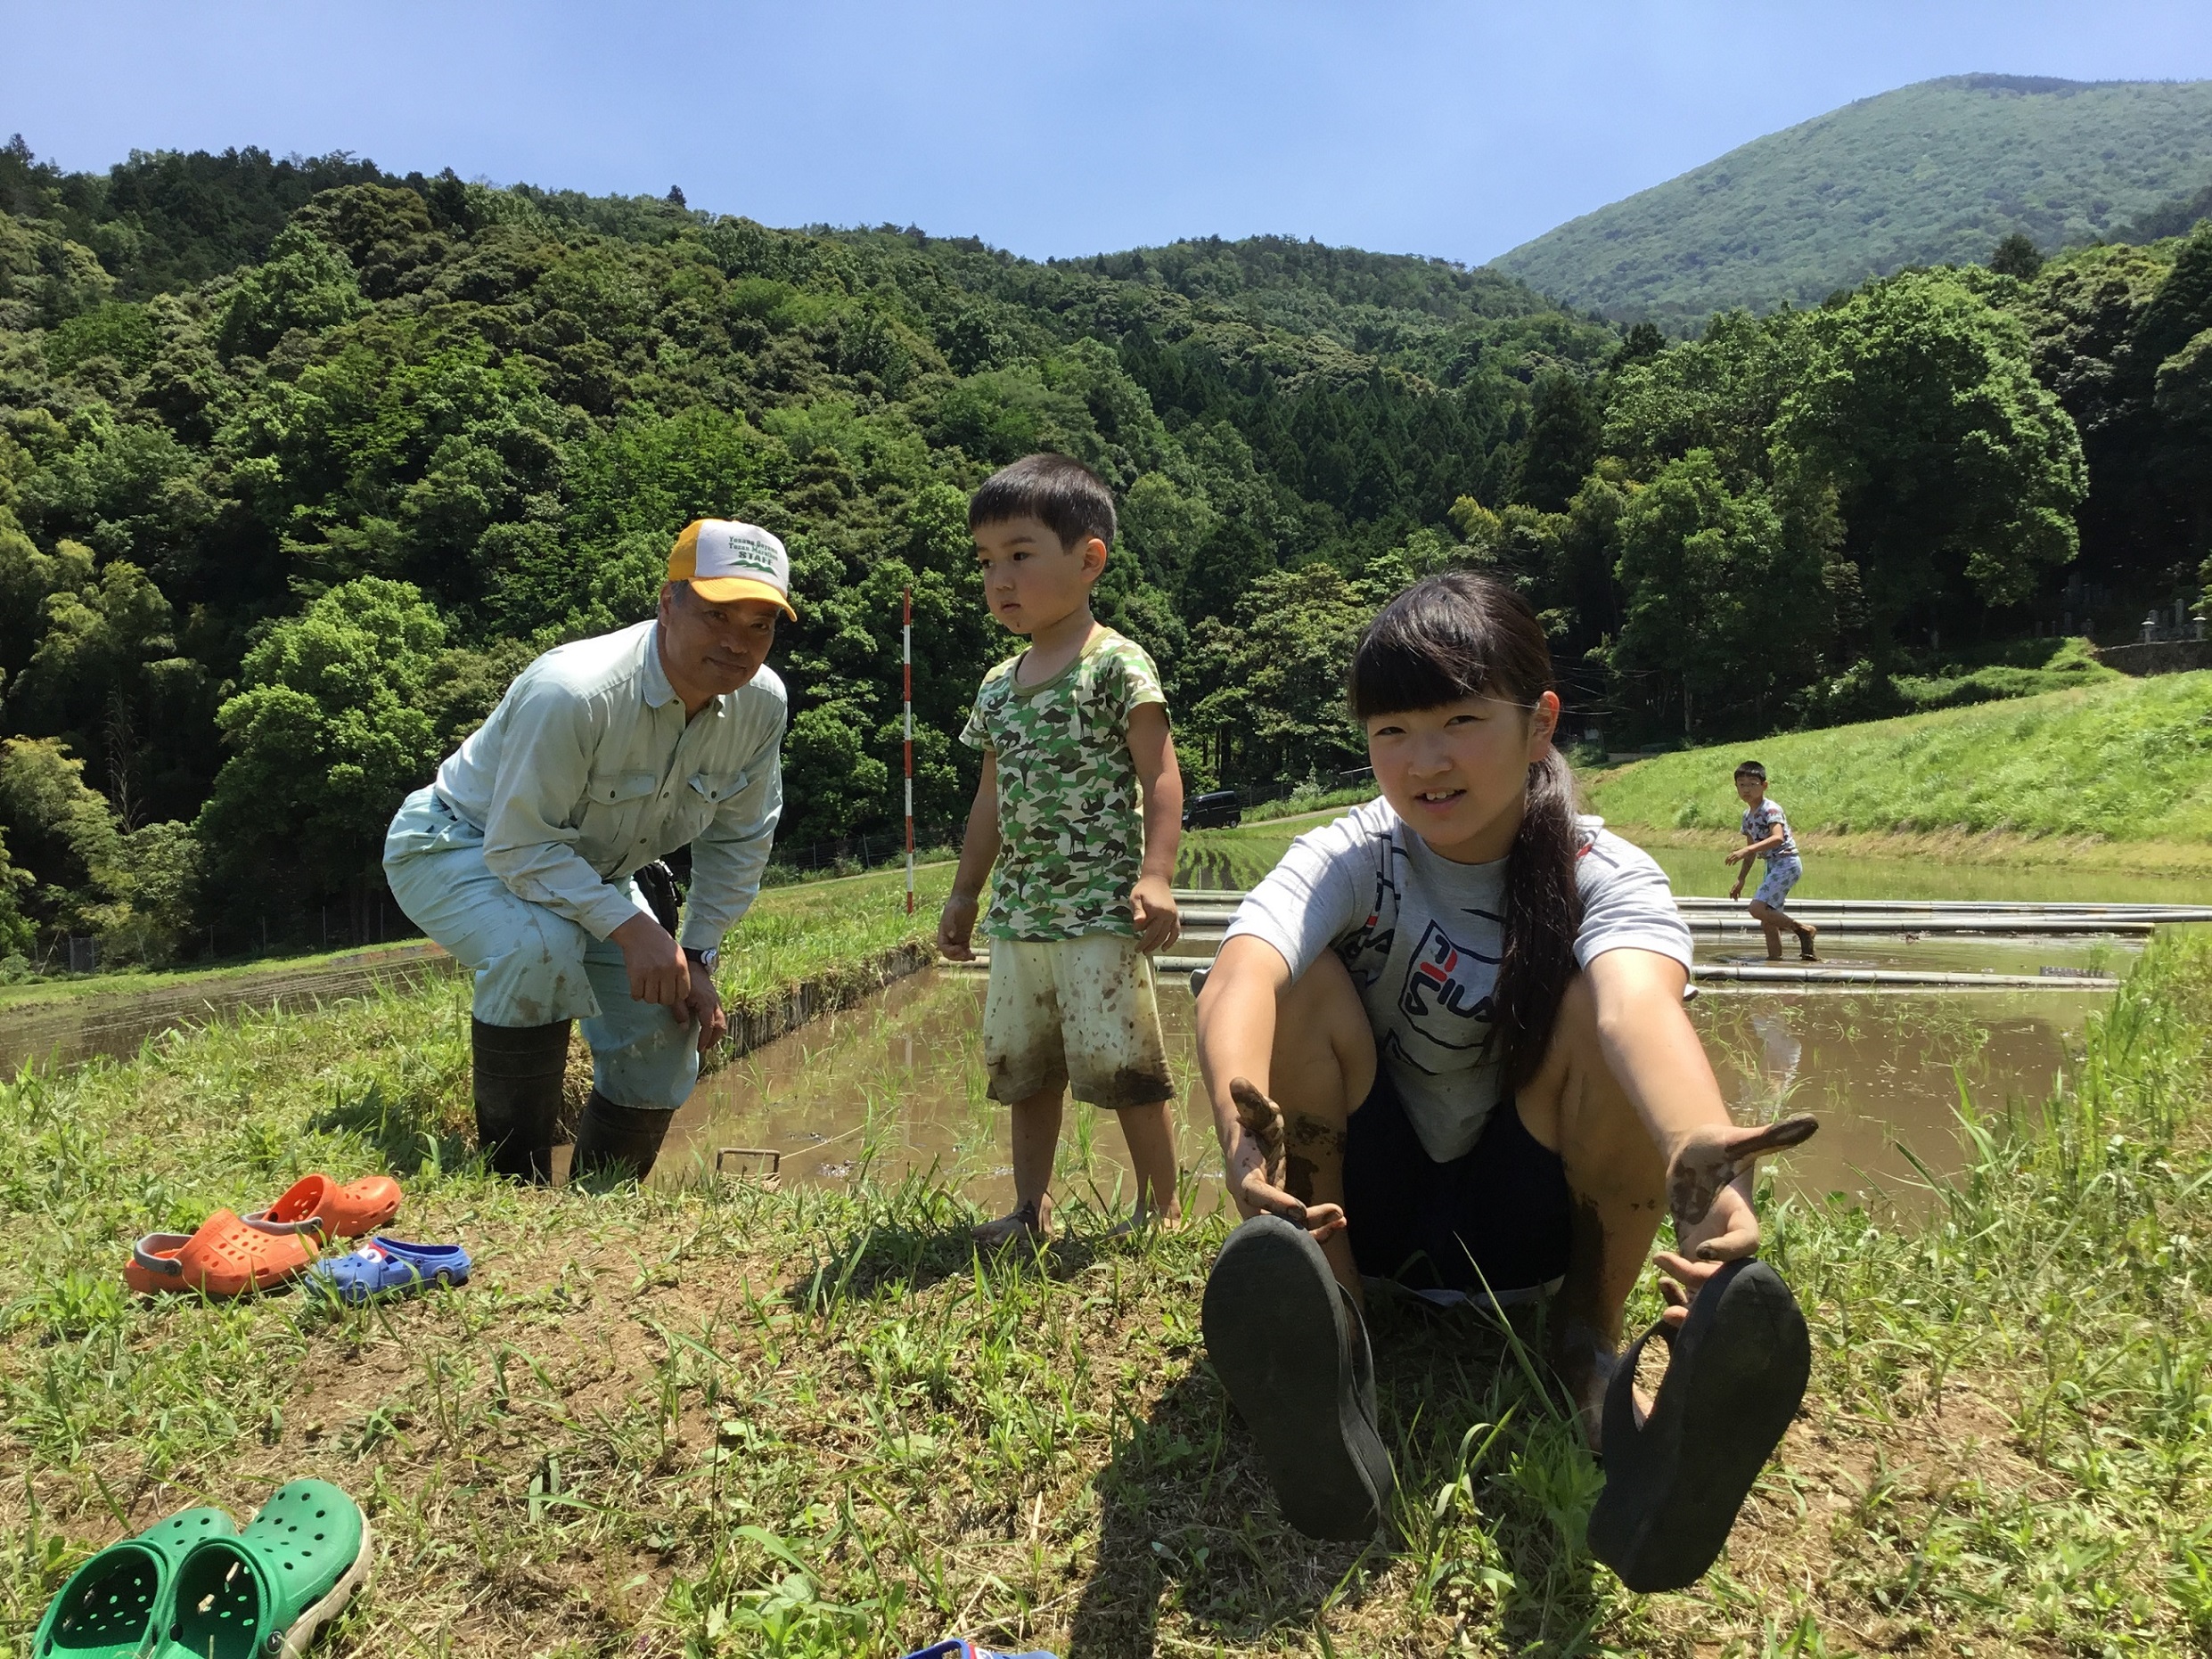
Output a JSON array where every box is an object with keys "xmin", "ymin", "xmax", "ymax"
[{"xmin": 1276, "ymin": 952, "xmax": 1375, "ymax": 1116}]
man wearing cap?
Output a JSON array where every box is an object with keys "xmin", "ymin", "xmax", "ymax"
[{"xmin": 383, "ymin": 519, "xmax": 797, "ymax": 1183}]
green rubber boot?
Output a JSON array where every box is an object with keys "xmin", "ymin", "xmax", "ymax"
[
  {"xmin": 158, "ymin": 1481, "xmax": 372, "ymax": 1659},
  {"xmin": 33, "ymin": 1507, "xmax": 235, "ymax": 1657}
]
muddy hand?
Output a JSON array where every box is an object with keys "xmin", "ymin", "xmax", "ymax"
[
  {"xmin": 1667, "ymin": 1114, "xmax": 1818, "ymax": 1233},
  {"xmin": 1230, "ymin": 1077, "xmax": 1286, "ymax": 1182},
  {"xmin": 1227, "ymin": 1076, "xmax": 1344, "ymax": 1239}
]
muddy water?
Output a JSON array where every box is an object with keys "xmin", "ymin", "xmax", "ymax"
[{"xmin": 658, "ymin": 956, "xmax": 2115, "ymax": 1216}]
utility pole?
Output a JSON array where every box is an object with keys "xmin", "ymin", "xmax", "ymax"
[{"xmin": 903, "ymin": 587, "xmax": 914, "ymax": 915}]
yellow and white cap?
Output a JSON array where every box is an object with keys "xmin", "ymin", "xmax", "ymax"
[{"xmin": 668, "ymin": 519, "xmax": 797, "ymax": 617}]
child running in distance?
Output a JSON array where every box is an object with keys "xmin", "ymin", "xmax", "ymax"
[
  {"xmin": 938, "ymin": 453, "xmax": 1186, "ymax": 1246},
  {"xmin": 1727, "ymin": 761, "xmax": 1817, "ymax": 961}
]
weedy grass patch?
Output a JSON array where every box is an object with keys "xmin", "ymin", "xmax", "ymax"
[
  {"xmin": 4, "ymin": 919, "xmax": 2212, "ymax": 1655},
  {"xmin": 1585, "ymin": 670, "xmax": 2212, "ymax": 846}
]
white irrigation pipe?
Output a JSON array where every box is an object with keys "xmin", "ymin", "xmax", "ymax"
[
  {"xmin": 1183, "ymin": 887, "xmax": 2210, "ymax": 914},
  {"xmin": 1687, "ymin": 963, "xmax": 2119, "ymax": 989},
  {"xmin": 1681, "ymin": 916, "xmax": 2160, "ymax": 936},
  {"xmin": 947, "ymin": 952, "xmax": 2118, "ymax": 991},
  {"xmin": 1170, "ymin": 910, "xmax": 2160, "ymax": 936},
  {"xmin": 1674, "ymin": 897, "xmax": 2212, "ymax": 918}
]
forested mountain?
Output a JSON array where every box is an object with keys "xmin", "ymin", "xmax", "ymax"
[
  {"xmin": 0, "ymin": 139, "xmax": 1613, "ymax": 963},
  {"xmin": 1493, "ymin": 76, "xmax": 2212, "ymax": 327},
  {"xmin": 2, "ymin": 135, "xmax": 2208, "ymax": 973}
]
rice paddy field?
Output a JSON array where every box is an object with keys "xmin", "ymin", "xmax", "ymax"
[{"xmin": 5, "ymin": 839, "xmax": 2212, "ymax": 1654}]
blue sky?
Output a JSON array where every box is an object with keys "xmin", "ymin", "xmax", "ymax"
[{"xmin": 7, "ymin": 1, "xmax": 2211, "ymax": 266}]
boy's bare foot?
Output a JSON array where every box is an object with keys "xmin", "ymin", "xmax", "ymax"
[
  {"xmin": 972, "ymin": 1197, "xmax": 1051, "ymax": 1248},
  {"xmin": 1797, "ymin": 923, "xmax": 1819, "ymax": 961},
  {"xmin": 1105, "ymin": 1205, "xmax": 1184, "ymax": 1239}
]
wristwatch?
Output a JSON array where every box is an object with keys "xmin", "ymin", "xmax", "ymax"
[{"xmin": 684, "ymin": 945, "xmax": 720, "ymax": 974}]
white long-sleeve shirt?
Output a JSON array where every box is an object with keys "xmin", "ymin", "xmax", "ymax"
[{"xmin": 430, "ymin": 620, "xmax": 786, "ymax": 948}]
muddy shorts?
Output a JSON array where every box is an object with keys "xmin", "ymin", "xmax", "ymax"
[
  {"xmin": 1753, "ymin": 855, "xmax": 1803, "ymax": 912},
  {"xmin": 382, "ymin": 787, "xmax": 700, "ymax": 1112},
  {"xmin": 1342, "ymin": 1068, "xmax": 1571, "ymax": 1295},
  {"xmin": 981, "ymin": 933, "xmax": 1175, "ymax": 1108}
]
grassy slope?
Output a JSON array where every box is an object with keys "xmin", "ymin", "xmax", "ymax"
[
  {"xmin": 1493, "ymin": 75, "xmax": 2212, "ymax": 323},
  {"xmin": 0, "ymin": 864, "xmax": 952, "ymax": 1019},
  {"xmin": 6, "ymin": 913, "xmax": 2212, "ymax": 1652},
  {"xmin": 1584, "ymin": 670, "xmax": 2212, "ymax": 846},
  {"xmin": 0, "ymin": 942, "xmax": 444, "ymax": 1015}
]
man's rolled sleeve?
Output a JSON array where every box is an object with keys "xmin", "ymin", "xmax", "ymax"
[
  {"xmin": 479, "ymin": 686, "xmax": 643, "ymax": 941},
  {"xmin": 682, "ymin": 718, "xmax": 785, "ymax": 951}
]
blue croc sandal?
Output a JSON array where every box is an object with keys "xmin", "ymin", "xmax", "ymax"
[
  {"xmin": 898, "ymin": 1641, "xmax": 1059, "ymax": 1659},
  {"xmin": 33, "ymin": 1506, "xmax": 236, "ymax": 1658},
  {"xmin": 306, "ymin": 1238, "xmax": 471, "ymax": 1305}
]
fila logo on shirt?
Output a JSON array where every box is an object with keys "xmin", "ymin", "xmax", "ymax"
[{"xmin": 1398, "ymin": 918, "xmax": 1499, "ymax": 1027}]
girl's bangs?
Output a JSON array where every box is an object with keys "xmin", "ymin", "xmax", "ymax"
[
  {"xmin": 1348, "ymin": 572, "xmax": 1552, "ymax": 720},
  {"xmin": 1348, "ymin": 626, "xmax": 1489, "ymax": 718}
]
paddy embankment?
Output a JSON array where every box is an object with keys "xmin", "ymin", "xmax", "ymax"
[{"xmin": 7, "ymin": 816, "xmax": 2212, "ymax": 1650}]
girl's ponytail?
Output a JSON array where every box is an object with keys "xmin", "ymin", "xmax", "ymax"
[
  {"xmin": 1495, "ymin": 747, "xmax": 1584, "ymax": 1090},
  {"xmin": 1348, "ymin": 572, "xmax": 1585, "ymax": 1089}
]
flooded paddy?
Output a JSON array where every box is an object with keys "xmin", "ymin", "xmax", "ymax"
[
  {"xmin": 659, "ymin": 941, "xmax": 2127, "ymax": 1217},
  {"xmin": 1640, "ymin": 841, "xmax": 2208, "ymax": 906}
]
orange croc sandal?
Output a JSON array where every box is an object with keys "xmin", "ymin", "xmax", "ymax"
[
  {"xmin": 124, "ymin": 1232, "xmax": 195, "ymax": 1296},
  {"xmin": 124, "ymin": 1211, "xmax": 316, "ymax": 1297},
  {"xmin": 248, "ymin": 1173, "xmax": 402, "ymax": 1240}
]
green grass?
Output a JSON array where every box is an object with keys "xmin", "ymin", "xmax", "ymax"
[
  {"xmin": 1585, "ymin": 670, "xmax": 2212, "ymax": 844},
  {"xmin": 1885, "ymin": 634, "xmax": 2120, "ymax": 713},
  {"xmin": 7, "ymin": 878, "xmax": 2212, "ymax": 1649},
  {"xmin": 717, "ymin": 865, "xmax": 950, "ymax": 1009},
  {"xmin": 1239, "ymin": 786, "xmax": 1379, "ymax": 826}
]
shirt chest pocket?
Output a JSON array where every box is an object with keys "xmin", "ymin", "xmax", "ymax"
[
  {"xmin": 687, "ymin": 770, "xmax": 749, "ymax": 810},
  {"xmin": 578, "ymin": 769, "xmax": 660, "ymax": 836}
]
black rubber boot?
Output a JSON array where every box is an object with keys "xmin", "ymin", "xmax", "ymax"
[
  {"xmin": 471, "ymin": 1017, "xmax": 571, "ymax": 1183},
  {"xmin": 570, "ymin": 1091, "xmax": 675, "ymax": 1185}
]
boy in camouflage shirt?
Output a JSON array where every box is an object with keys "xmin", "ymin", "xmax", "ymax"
[{"xmin": 938, "ymin": 454, "xmax": 1186, "ymax": 1245}]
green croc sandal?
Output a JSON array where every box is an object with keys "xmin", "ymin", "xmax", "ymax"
[
  {"xmin": 33, "ymin": 1507, "xmax": 236, "ymax": 1658},
  {"xmin": 159, "ymin": 1482, "xmax": 372, "ymax": 1659}
]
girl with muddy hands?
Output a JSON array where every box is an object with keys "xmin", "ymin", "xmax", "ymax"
[{"xmin": 1192, "ymin": 574, "xmax": 1819, "ymax": 1591}]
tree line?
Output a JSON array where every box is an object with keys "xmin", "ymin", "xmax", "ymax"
[{"xmin": 0, "ymin": 137, "xmax": 2207, "ymax": 969}]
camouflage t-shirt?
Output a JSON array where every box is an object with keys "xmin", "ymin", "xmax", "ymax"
[{"xmin": 960, "ymin": 628, "xmax": 1168, "ymax": 941}]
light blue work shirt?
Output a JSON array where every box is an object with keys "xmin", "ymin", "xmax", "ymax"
[{"xmin": 430, "ymin": 619, "xmax": 786, "ymax": 949}]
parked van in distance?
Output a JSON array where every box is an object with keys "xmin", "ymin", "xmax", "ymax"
[{"xmin": 1183, "ymin": 789, "xmax": 1242, "ymax": 830}]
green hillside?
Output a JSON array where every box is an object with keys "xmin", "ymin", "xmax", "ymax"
[
  {"xmin": 1584, "ymin": 671, "xmax": 2212, "ymax": 842},
  {"xmin": 1494, "ymin": 75, "xmax": 2212, "ymax": 326},
  {"xmin": 0, "ymin": 137, "xmax": 1619, "ymax": 966},
  {"xmin": 5, "ymin": 129, "xmax": 2210, "ymax": 975}
]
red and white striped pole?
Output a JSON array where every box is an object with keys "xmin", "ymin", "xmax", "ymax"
[{"xmin": 903, "ymin": 586, "xmax": 914, "ymax": 915}]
